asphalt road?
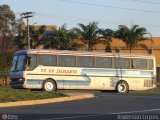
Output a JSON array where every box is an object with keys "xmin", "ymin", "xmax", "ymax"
[{"xmin": 0, "ymin": 91, "xmax": 160, "ymax": 120}]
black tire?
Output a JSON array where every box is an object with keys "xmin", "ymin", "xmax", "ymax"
[
  {"xmin": 116, "ymin": 81, "xmax": 129, "ymax": 93},
  {"xmin": 43, "ymin": 79, "xmax": 57, "ymax": 92}
]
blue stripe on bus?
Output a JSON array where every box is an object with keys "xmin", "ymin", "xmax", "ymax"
[
  {"xmin": 27, "ymin": 80, "xmax": 43, "ymax": 85},
  {"xmin": 57, "ymin": 83, "xmax": 89, "ymax": 86},
  {"xmin": 26, "ymin": 68, "xmax": 153, "ymax": 86},
  {"xmin": 82, "ymin": 69, "xmax": 153, "ymax": 77},
  {"xmin": 27, "ymin": 79, "xmax": 90, "ymax": 86}
]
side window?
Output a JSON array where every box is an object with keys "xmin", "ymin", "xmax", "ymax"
[
  {"xmin": 132, "ymin": 59, "xmax": 147, "ymax": 69},
  {"xmin": 95, "ymin": 57, "xmax": 112, "ymax": 68},
  {"xmin": 114, "ymin": 58, "xmax": 130, "ymax": 69},
  {"xmin": 58, "ymin": 55, "xmax": 76, "ymax": 67},
  {"xmin": 38, "ymin": 54, "xmax": 57, "ymax": 66},
  {"xmin": 28, "ymin": 54, "xmax": 37, "ymax": 70},
  {"xmin": 147, "ymin": 59, "xmax": 154, "ymax": 70},
  {"xmin": 77, "ymin": 56, "xmax": 94, "ymax": 67}
]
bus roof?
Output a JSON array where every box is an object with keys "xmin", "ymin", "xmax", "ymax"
[{"xmin": 15, "ymin": 49, "xmax": 155, "ymax": 58}]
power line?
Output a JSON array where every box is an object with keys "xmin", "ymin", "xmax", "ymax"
[
  {"xmin": 36, "ymin": 12, "xmax": 160, "ymax": 28},
  {"xmin": 1, "ymin": 10, "xmax": 160, "ymax": 28},
  {"xmin": 58, "ymin": 0, "xmax": 160, "ymax": 14},
  {"xmin": 126, "ymin": 0, "xmax": 159, "ymax": 5}
]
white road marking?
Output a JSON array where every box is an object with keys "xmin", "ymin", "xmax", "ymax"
[{"xmin": 40, "ymin": 108, "xmax": 160, "ymax": 120}]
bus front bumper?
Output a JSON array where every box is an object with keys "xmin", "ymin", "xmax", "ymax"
[{"xmin": 10, "ymin": 78, "xmax": 25, "ymax": 88}]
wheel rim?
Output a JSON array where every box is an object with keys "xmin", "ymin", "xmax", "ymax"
[
  {"xmin": 118, "ymin": 83, "xmax": 126, "ymax": 93},
  {"xmin": 44, "ymin": 82, "xmax": 54, "ymax": 91}
]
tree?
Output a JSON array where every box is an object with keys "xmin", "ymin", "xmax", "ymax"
[
  {"xmin": 0, "ymin": 4, "xmax": 16, "ymax": 52},
  {"xmin": 0, "ymin": 4, "xmax": 16, "ymax": 72},
  {"xmin": 99, "ymin": 28, "xmax": 114, "ymax": 52},
  {"xmin": 115, "ymin": 25, "xmax": 148, "ymax": 53},
  {"xmin": 50, "ymin": 24, "xmax": 84, "ymax": 50},
  {"xmin": 75, "ymin": 22, "xmax": 100, "ymax": 51},
  {"xmin": 14, "ymin": 21, "xmax": 31, "ymax": 49},
  {"xmin": 15, "ymin": 24, "xmax": 45, "ymax": 49}
]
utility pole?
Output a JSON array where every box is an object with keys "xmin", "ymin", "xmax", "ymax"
[{"xmin": 21, "ymin": 12, "xmax": 34, "ymax": 49}]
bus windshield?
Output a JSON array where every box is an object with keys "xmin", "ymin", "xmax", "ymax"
[
  {"xmin": 11, "ymin": 54, "xmax": 27, "ymax": 72},
  {"xmin": 11, "ymin": 54, "xmax": 37, "ymax": 72}
]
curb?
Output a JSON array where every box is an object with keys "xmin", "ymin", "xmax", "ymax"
[{"xmin": 0, "ymin": 93, "xmax": 94, "ymax": 108}]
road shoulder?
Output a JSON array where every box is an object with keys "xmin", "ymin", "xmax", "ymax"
[{"xmin": 0, "ymin": 93, "xmax": 94, "ymax": 108}]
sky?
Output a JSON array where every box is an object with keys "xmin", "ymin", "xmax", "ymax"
[{"xmin": 1, "ymin": 0, "xmax": 160, "ymax": 37}]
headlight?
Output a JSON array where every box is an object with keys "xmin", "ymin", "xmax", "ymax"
[{"xmin": 18, "ymin": 78, "xmax": 25, "ymax": 82}]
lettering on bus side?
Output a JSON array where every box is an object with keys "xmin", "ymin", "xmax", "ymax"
[
  {"xmin": 49, "ymin": 69, "xmax": 54, "ymax": 73},
  {"xmin": 41, "ymin": 69, "xmax": 47, "ymax": 73},
  {"xmin": 41, "ymin": 69, "xmax": 54, "ymax": 73},
  {"xmin": 56, "ymin": 69, "xmax": 77, "ymax": 74},
  {"xmin": 125, "ymin": 71, "xmax": 140, "ymax": 75},
  {"xmin": 40, "ymin": 68, "xmax": 77, "ymax": 74}
]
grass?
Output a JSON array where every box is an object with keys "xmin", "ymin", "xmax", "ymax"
[{"xmin": 0, "ymin": 86, "xmax": 68, "ymax": 103}]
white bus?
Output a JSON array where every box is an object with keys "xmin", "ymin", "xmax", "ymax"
[{"xmin": 10, "ymin": 49, "xmax": 156, "ymax": 93}]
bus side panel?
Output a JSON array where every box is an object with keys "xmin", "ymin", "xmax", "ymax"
[
  {"xmin": 121, "ymin": 69, "xmax": 156, "ymax": 91},
  {"xmin": 23, "ymin": 66, "xmax": 156, "ymax": 91},
  {"xmin": 122, "ymin": 77, "xmax": 155, "ymax": 91}
]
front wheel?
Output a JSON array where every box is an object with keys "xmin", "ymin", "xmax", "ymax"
[
  {"xmin": 116, "ymin": 81, "xmax": 129, "ymax": 93},
  {"xmin": 43, "ymin": 79, "xmax": 57, "ymax": 92}
]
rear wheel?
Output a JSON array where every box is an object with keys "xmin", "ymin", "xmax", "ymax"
[
  {"xmin": 43, "ymin": 79, "xmax": 56, "ymax": 92},
  {"xmin": 116, "ymin": 81, "xmax": 129, "ymax": 93}
]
